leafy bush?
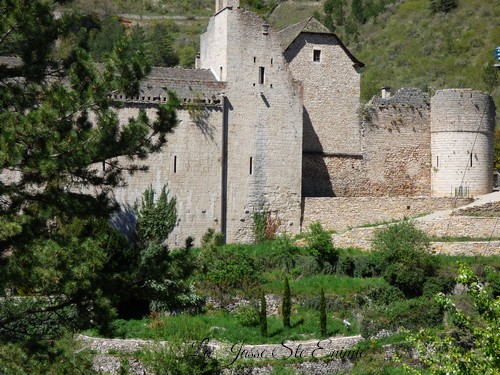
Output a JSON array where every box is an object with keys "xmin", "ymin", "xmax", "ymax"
[
  {"xmin": 371, "ymin": 221, "xmax": 437, "ymax": 298},
  {"xmin": 134, "ymin": 184, "xmax": 176, "ymax": 245},
  {"xmin": 355, "ymin": 285, "xmax": 405, "ymax": 307},
  {"xmin": 423, "ymin": 275, "xmax": 455, "ymax": 298},
  {"xmin": 304, "ymin": 222, "xmax": 338, "ymax": 266},
  {"xmin": 234, "ymin": 305, "xmax": 260, "ymax": 328},
  {"xmin": 337, "ymin": 255, "xmax": 356, "ymax": 276},
  {"xmin": 142, "ymin": 338, "xmax": 222, "ymax": 375},
  {"xmin": 196, "ymin": 245, "xmax": 261, "ymax": 302},
  {"xmin": 292, "ymin": 254, "xmax": 337, "ymax": 277},
  {"xmin": 353, "ymin": 255, "xmax": 380, "ymax": 278},
  {"xmin": 408, "ymin": 263, "xmax": 500, "ymax": 374},
  {"xmin": 271, "ymin": 234, "xmax": 301, "ymax": 271},
  {"xmin": 360, "ymin": 297, "xmax": 443, "ymax": 338}
]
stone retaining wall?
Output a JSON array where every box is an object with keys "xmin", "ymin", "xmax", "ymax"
[
  {"xmin": 78, "ymin": 334, "xmax": 363, "ymax": 374},
  {"xmin": 331, "ymin": 215, "xmax": 500, "ymax": 254},
  {"xmin": 303, "ymin": 197, "xmax": 472, "ymax": 232}
]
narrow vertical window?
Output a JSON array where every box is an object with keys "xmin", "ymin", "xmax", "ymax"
[
  {"xmin": 469, "ymin": 153, "xmax": 473, "ymax": 167},
  {"xmin": 313, "ymin": 49, "xmax": 321, "ymax": 62},
  {"xmin": 253, "ymin": 56, "xmax": 256, "ymax": 63},
  {"xmin": 249, "ymin": 157, "xmax": 253, "ymax": 175},
  {"xmin": 102, "ymin": 161, "xmax": 106, "ymax": 171},
  {"xmin": 220, "ymin": 66, "xmax": 223, "ymax": 80},
  {"xmin": 174, "ymin": 155, "xmax": 177, "ymax": 173},
  {"xmin": 436, "ymin": 156, "xmax": 439, "ymax": 168},
  {"xmin": 259, "ymin": 67, "xmax": 265, "ymax": 84},
  {"xmin": 270, "ymin": 58, "xmax": 273, "ymax": 65}
]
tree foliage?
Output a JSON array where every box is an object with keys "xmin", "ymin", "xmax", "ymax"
[
  {"xmin": 282, "ymin": 276, "xmax": 291, "ymax": 328},
  {"xmin": 406, "ymin": 263, "xmax": 500, "ymax": 374},
  {"xmin": 371, "ymin": 221, "xmax": 437, "ymax": 298},
  {"xmin": 319, "ymin": 288, "xmax": 327, "ymax": 337},
  {"xmin": 429, "ymin": 0, "xmax": 458, "ymax": 14},
  {"xmin": 0, "ymin": 0, "xmax": 178, "ymax": 341},
  {"xmin": 135, "ymin": 185, "xmax": 176, "ymax": 245},
  {"xmin": 260, "ymin": 290, "xmax": 267, "ymax": 337}
]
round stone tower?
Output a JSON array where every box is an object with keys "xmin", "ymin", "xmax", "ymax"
[{"xmin": 431, "ymin": 89, "xmax": 495, "ymax": 197}]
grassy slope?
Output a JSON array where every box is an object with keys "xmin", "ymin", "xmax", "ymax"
[{"xmin": 354, "ymin": 0, "xmax": 500, "ymax": 105}]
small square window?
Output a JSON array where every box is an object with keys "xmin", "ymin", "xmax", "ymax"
[{"xmin": 313, "ymin": 49, "xmax": 321, "ymax": 62}]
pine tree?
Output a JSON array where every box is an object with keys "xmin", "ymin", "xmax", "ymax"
[
  {"xmin": 282, "ymin": 277, "xmax": 291, "ymax": 328},
  {"xmin": 351, "ymin": 0, "xmax": 366, "ymax": 24},
  {"xmin": 0, "ymin": 0, "xmax": 178, "ymax": 341},
  {"xmin": 260, "ymin": 290, "xmax": 267, "ymax": 337},
  {"xmin": 319, "ymin": 288, "xmax": 327, "ymax": 337}
]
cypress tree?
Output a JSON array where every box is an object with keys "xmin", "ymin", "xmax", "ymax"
[
  {"xmin": 320, "ymin": 288, "xmax": 327, "ymax": 337},
  {"xmin": 260, "ymin": 290, "xmax": 267, "ymax": 337},
  {"xmin": 283, "ymin": 277, "xmax": 291, "ymax": 328}
]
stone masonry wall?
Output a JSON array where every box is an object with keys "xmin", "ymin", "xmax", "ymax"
[
  {"xmin": 358, "ymin": 88, "xmax": 432, "ymax": 197},
  {"xmin": 302, "ymin": 196, "xmax": 472, "ymax": 232},
  {"xmin": 221, "ymin": 8, "xmax": 303, "ymax": 242},
  {"xmin": 431, "ymin": 89, "xmax": 496, "ymax": 197},
  {"xmin": 114, "ymin": 104, "xmax": 225, "ymax": 247},
  {"xmin": 286, "ymin": 33, "xmax": 362, "ymax": 155}
]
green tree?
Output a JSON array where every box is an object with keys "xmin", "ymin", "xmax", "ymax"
[
  {"xmin": 429, "ymin": 0, "xmax": 458, "ymax": 14},
  {"xmin": 319, "ymin": 288, "xmax": 327, "ymax": 337},
  {"xmin": 0, "ymin": 0, "xmax": 178, "ymax": 342},
  {"xmin": 146, "ymin": 23, "xmax": 179, "ymax": 67},
  {"xmin": 282, "ymin": 277, "xmax": 291, "ymax": 328},
  {"xmin": 135, "ymin": 185, "xmax": 177, "ymax": 245},
  {"xmin": 406, "ymin": 263, "xmax": 500, "ymax": 374},
  {"xmin": 306, "ymin": 222, "xmax": 338, "ymax": 267},
  {"xmin": 371, "ymin": 221, "xmax": 437, "ymax": 298},
  {"xmin": 89, "ymin": 16, "xmax": 126, "ymax": 61},
  {"xmin": 260, "ymin": 290, "xmax": 267, "ymax": 337},
  {"xmin": 352, "ymin": 0, "xmax": 366, "ymax": 24}
]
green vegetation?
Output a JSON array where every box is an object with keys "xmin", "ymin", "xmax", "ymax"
[
  {"xmin": 319, "ymin": 288, "xmax": 327, "ymax": 337},
  {"xmin": 406, "ymin": 264, "xmax": 500, "ymax": 374},
  {"xmin": 0, "ymin": 0, "xmax": 178, "ymax": 370},
  {"xmin": 282, "ymin": 277, "xmax": 291, "ymax": 328},
  {"xmin": 260, "ymin": 290, "xmax": 268, "ymax": 337},
  {"xmin": 370, "ymin": 221, "xmax": 438, "ymax": 298}
]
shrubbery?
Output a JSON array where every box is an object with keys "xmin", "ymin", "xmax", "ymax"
[
  {"xmin": 360, "ymin": 297, "xmax": 443, "ymax": 338},
  {"xmin": 195, "ymin": 243, "xmax": 261, "ymax": 303},
  {"xmin": 304, "ymin": 222, "xmax": 338, "ymax": 269},
  {"xmin": 370, "ymin": 221, "xmax": 438, "ymax": 298}
]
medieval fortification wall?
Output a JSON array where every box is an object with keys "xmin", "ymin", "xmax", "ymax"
[{"xmin": 431, "ymin": 89, "xmax": 495, "ymax": 197}]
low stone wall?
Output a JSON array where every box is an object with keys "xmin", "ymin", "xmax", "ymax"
[
  {"xmin": 417, "ymin": 216, "xmax": 500, "ymax": 238},
  {"xmin": 78, "ymin": 334, "xmax": 363, "ymax": 375},
  {"xmin": 302, "ymin": 197, "xmax": 472, "ymax": 232},
  {"xmin": 431, "ymin": 241, "xmax": 500, "ymax": 256},
  {"xmin": 332, "ymin": 221, "xmax": 500, "ymax": 255}
]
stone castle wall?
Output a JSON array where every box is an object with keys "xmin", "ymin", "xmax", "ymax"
[
  {"xmin": 202, "ymin": 7, "xmax": 304, "ymax": 243},
  {"xmin": 114, "ymin": 103, "xmax": 225, "ymax": 247},
  {"xmin": 285, "ymin": 33, "xmax": 362, "ymax": 154},
  {"xmin": 431, "ymin": 89, "xmax": 496, "ymax": 197}
]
